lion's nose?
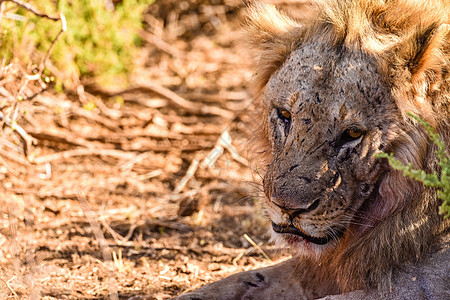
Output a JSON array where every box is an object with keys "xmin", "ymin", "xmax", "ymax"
[{"xmin": 271, "ymin": 198, "xmax": 320, "ymax": 217}]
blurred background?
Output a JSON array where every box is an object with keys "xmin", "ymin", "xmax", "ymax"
[{"xmin": 0, "ymin": 1, "xmax": 315, "ymax": 298}]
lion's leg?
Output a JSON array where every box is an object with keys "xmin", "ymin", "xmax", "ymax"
[{"xmin": 175, "ymin": 258, "xmax": 312, "ymax": 300}]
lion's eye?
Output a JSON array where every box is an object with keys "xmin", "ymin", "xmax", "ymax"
[
  {"xmin": 277, "ymin": 109, "xmax": 291, "ymax": 123},
  {"xmin": 276, "ymin": 108, "xmax": 292, "ymax": 135},
  {"xmin": 342, "ymin": 128, "xmax": 363, "ymax": 141},
  {"xmin": 281, "ymin": 110, "xmax": 291, "ymax": 119}
]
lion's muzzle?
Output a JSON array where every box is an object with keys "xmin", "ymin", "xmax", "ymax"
[{"xmin": 271, "ymin": 222, "xmax": 337, "ymax": 245}]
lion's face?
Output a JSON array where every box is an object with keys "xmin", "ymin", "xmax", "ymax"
[{"xmin": 262, "ymin": 41, "xmax": 400, "ymax": 255}]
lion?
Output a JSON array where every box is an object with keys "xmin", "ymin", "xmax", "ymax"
[{"xmin": 176, "ymin": 0, "xmax": 450, "ymax": 299}]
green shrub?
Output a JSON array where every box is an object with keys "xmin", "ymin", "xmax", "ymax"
[
  {"xmin": 376, "ymin": 113, "xmax": 450, "ymax": 218},
  {"xmin": 0, "ymin": 0, "xmax": 154, "ymax": 89}
]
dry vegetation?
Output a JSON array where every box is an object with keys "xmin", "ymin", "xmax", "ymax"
[{"xmin": 0, "ymin": 1, "xmax": 315, "ymax": 299}]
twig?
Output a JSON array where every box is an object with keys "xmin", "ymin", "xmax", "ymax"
[
  {"xmin": 32, "ymin": 148, "xmax": 136, "ymax": 164},
  {"xmin": 0, "ymin": 86, "xmax": 14, "ymax": 100},
  {"xmin": 0, "ymin": 111, "xmax": 37, "ymax": 156},
  {"xmin": 218, "ymin": 130, "xmax": 248, "ymax": 167},
  {"xmin": 40, "ymin": 13, "xmax": 67, "ymax": 73},
  {"xmin": 89, "ymin": 93, "xmax": 122, "ymax": 119},
  {"xmin": 70, "ymin": 106, "xmax": 119, "ymax": 130},
  {"xmin": 28, "ymin": 129, "xmax": 100, "ymax": 149},
  {"xmin": 0, "ymin": 2, "xmax": 6, "ymax": 32},
  {"xmin": 134, "ymin": 80, "xmax": 235, "ymax": 118},
  {"xmin": 1, "ymin": 1, "xmax": 66, "ymax": 78},
  {"xmin": 0, "ymin": 148, "xmax": 28, "ymax": 166},
  {"xmin": 139, "ymin": 30, "xmax": 182, "ymax": 58},
  {"xmin": 119, "ymin": 152, "xmax": 152, "ymax": 171},
  {"xmin": 199, "ymin": 129, "xmax": 248, "ymax": 169},
  {"xmin": 201, "ymin": 144, "xmax": 224, "ymax": 169},
  {"xmin": 100, "ymin": 218, "xmax": 128, "ymax": 245},
  {"xmin": 5, "ymin": 276, "xmax": 19, "ymax": 299},
  {"xmin": 136, "ymin": 169, "xmax": 164, "ymax": 181},
  {"xmin": 180, "ymin": 91, "xmax": 249, "ymax": 103},
  {"xmin": 8, "ymin": 189, "xmax": 78, "ymax": 200},
  {"xmin": 145, "ymin": 219, "xmax": 192, "ymax": 233},
  {"xmin": 0, "ymin": 152, "xmax": 20, "ymax": 177},
  {"xmin": 173, "ymin": 129, "xmax": 247, "ymax": 192},
  {"xmin": 4, "ymin": 0, "xmax": 60, "ymax": 21},
  {"xmin": 174, "ymin": 158, "xmax": 199, "ymax": 193},
  {"xmin": 100, "ymin": 217, "xmax": 141, "ymax": 245},
  {"xmin": 243, "ymin": 234, "xmax": 272, "ymax": 262},
  {"xmin": 10, "ymin": 4, "xmax": 66, "ymax": 100}
]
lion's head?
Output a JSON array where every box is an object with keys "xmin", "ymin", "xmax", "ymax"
[{"xmin": 247, "ymin": 0, "xmax": 449, "ymax": 291}]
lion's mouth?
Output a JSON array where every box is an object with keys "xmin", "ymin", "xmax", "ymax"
[{"xmin": 272, "ymin": 222, "xmax": 342, "ymax": 245}]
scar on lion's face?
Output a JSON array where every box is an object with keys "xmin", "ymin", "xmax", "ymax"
[{"xmin": 261, "ymin": 41, "xmax": 398, "ymax": 255}]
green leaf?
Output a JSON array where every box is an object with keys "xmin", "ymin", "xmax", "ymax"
[{"xmin": 377, "ymin": 113, "xmax": 450, "ymax": 218}]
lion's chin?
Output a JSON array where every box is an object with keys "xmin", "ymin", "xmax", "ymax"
[{"xmin": 270, "ymin": 230, "xmax": 339, "ymax": 259}]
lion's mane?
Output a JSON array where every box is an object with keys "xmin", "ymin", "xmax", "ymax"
[{"xmin": 246, "ymin": 0, "xmax": 449, "ymax": 293}]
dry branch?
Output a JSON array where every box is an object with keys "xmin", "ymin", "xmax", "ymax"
[
  {"xmin": 0, "ymin": 148, "xmax": 28, "ymax": 165},
  {"xmin": 70, "ymin": 107, "xmax": 119, "ymax": 130},
  {"xmin": 139, "ymin": 30, "xmax": 182, "ymax": 58},
  {"xmin": 39, "ymin": 13, "xmax": 66, "ymax": 74},
  {"xmin": 28, "ymin": 129, "xmax": 101, "ymax": 148},
  {"xmin": 0, "ymin": 111, "xmax": 37, "ymax": 155},
  {"xmin": 33, "ymin": 148, "xmax": 136, "ymax": 164},
  {"xmin": 180, "ymin": 91, "xmax": 249, "ymax": 102},
  {"xmin": 119, "ymin": 152, "xmax": 152, "ymax": 171},
  {"xmin": 3, "ymin": 0, "xmax": 60, "ymax": 21},
  {"xmin": 134, "ymin": 80, "xmax": 235, "ymax": 118}
]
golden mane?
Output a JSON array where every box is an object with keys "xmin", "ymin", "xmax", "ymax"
[
  {"xmin": 247, "ymin": 0, "xmax": 450, "ymax": 125},
  {"xmin": 246, "ymin": 0, "xmax": 450, "ymax": 292}
]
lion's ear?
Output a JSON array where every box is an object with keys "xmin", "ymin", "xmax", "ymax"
[
  {"xmin": 397, "ymin": 23, "xmax": 450, "ymax": 124},
  {"xmin": 245, "ymin": 4, "xmax": 302, "ymax": 94}
]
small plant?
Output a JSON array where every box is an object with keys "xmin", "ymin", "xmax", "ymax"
[
  {"xmin": 376, "ymin": 113, "xmax": 449, "ymax": 218},
  {"xmin": 0, "ymin": 0, "xmax": 154, "ymax": 89}
]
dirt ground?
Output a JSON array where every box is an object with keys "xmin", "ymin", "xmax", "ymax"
[{"xmin": 0, "ymin": 1, "xmax": 316, "ymax": 299}]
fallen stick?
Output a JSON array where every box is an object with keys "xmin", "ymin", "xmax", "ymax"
[
  {"xmin": 0, "ymin": 148, "xmax": 28, "ymax": 165},
  {"xmin": 32, "ymin": 148, "xmax": 136, "ymax": 164},
  {"xmin": 0, "ymin": 153, "xmax": 20, "ymax": 177},
  {"xmin": 0, "ymin": 111, "xmax": 37, "ymax": 155},
  {"xmin": 218, "ymin": 130, "xmax": 248, "ymax": 167},
  {"xmin": 180, "ymin": 91, "xmax": 249, "ymax": 103},
  {"xmin": 28, "ymin": 129, "xmax": 101, "ymax": 149},
  {"xmin": 174, "ymin": 158, "xmax": 200, "ymax": 193},
  {"xmin": 119, "ymin": 151, "xmax": 152, "ymax": 171},
  {"xmin": 139, "ymin": 30, "xmax": 182, "ymax": 58},
  {"xmin": 84, "ymin": 82, "xmax": 236, "ymax": 118},
  {"xmin": 9, "ymin": 189, "xmax": 78, "ymax": 200},
  {"xmin": 243, "ymin": 234, "xmax": 272, "ymax": 262},
  {"xmin": 134, "ymin": 80, "xmax": 235, "ymax": 118},
  {"xmin": 6, "ymin": 0, "xmax": 60, "ymax": 21},
  {"xmin": 71, "ymin": 107, "xmax": 119, "ymax": 130}
]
